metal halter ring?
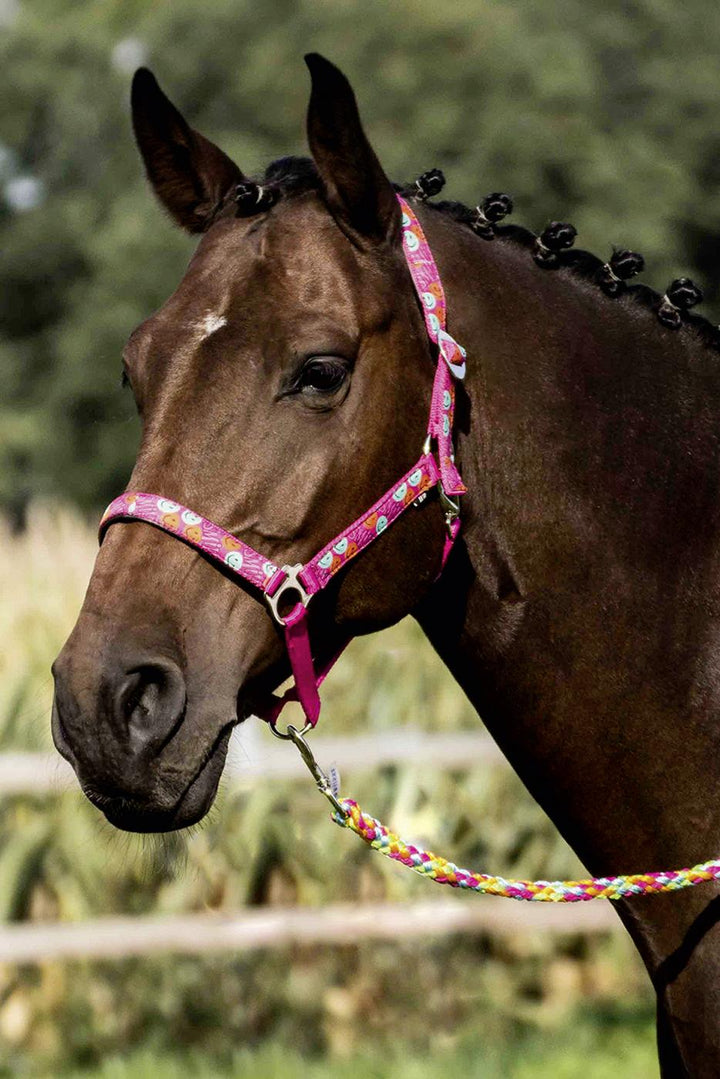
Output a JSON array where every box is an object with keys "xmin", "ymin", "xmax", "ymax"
[
  {"xmin": 270, "ymin": 717, "xmax": 313, "ymax": 741},
  {"xmin": 265, "ymin": 564, "xmax": 311, "ymax": 626}
]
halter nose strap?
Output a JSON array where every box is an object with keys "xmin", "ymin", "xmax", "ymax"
[{"xmin": 99, "ymin": 195, "xmax": 467, "ymax": 733}]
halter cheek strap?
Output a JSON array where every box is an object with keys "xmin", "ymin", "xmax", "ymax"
[{"xmin": 99, "ymin": 196, "xmax": 467, "ymax": 735}]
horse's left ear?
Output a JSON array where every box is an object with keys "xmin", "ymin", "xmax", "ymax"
[{"xmin": 305, "ymin": 53, "xmax": 400, "ymax": 247}]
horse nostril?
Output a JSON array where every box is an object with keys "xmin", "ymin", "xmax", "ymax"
[{"xmin": 117, "ymin": 662, "xmax": 187, "ymax": 754}]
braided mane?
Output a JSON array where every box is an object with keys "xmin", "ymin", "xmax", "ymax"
[{"xmin": 239, "ymin": 156, "xmax": 720, "ymax": 353}]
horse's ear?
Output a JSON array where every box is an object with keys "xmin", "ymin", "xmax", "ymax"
[
  {"xmin": 131, "ymin": 68, "xmax": 243, "ymax": 234},
  {"xmin": 305, "ymin": 54, "xmax": 400, "ymax": 246}
]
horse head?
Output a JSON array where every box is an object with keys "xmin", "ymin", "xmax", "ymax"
[{"xmin": 52, "ymin": 56, "xmax": 450, "ymax": 831}]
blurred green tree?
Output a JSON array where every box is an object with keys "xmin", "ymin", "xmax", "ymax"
[{"xmin": 1, "ymin": 0, "xmax": 719, "ymax": 512}]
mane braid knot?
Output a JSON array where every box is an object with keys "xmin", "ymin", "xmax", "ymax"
[
  {"xmin": 657, "ymin": 277, "xmax": 704, "ymax": 329},
  {"xmin": 414, "ymin": 169, "xmax": 446, "ymax": 200},
  {"xmin": 235, "ymin": 180, "xmax": 279, "ymax": 216},
  {"xmin": 534, "ymin": 221, "xmax": 577, "ymax": 267},
  {"xmin": 598, "ymin": 248, "xmax": 645, "ymax": 297},
  {"xmin": 471, "ymin": 192, "xmax": 513, "ymax": 240}
]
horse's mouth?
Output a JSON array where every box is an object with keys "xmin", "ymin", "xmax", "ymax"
[
  {"xmin": 76, "ymin": 725, "xmax": 233, "ymax": 833},
  {"xmin": 51, "ymin": 646, "xmax": 282, "ymax": 834}
]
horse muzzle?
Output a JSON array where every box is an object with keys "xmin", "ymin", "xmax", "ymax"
[{"xmin": 51, "ymin": 645, "xmax": 233, "ymax": 832}]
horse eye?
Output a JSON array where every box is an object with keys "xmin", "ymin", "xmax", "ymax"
[{"xmin": 297, "ymin": 357, "xmax": 349, "ymax": 395}]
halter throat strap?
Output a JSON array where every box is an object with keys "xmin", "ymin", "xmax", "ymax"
[{"xmin": 99, "ymin": 195, "xmax": 467, "ymax": 734}]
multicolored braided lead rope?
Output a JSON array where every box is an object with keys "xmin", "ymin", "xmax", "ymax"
[
  {"xmin": 281, "ymin": 724, "xmax": 720, "ymax": 902},
  {"xmin": 332, "ymin": 799, "xmax": 720, "ymax": 902}
]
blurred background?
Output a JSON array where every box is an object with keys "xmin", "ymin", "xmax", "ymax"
[{"xmin": 2, "ymin": 0, "xmax": 718, "ymax": 1074}]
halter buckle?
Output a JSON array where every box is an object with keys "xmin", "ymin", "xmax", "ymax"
[
  {"xmin": 423, "ymin": 435, "xmax": 461, "ymax": 537},
  {"xmin": 438, "ymin": 486, "xmax": 461, "ymax": 535},
  {"xmin": 265, "ymin": 563, "xmax": 311, "ymax": 625}
]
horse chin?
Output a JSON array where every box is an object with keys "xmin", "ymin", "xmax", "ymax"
[{"xmin": 77, "ymin": 726, "xmax": 232, "ymax": 834}]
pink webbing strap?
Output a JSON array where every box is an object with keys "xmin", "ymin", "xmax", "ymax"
[
  {"xmin": 99, "ymin": 493, "xmax": 281, "ymax": 591},
  {"xmin": 398, "ymin": 197, "xmax": 467, "ymax": 503},
  {"xmin": 99, "ymin": 194, "xmax": 467, "ymax": 733},
  {"xmin": 258, "ymin": 637, "xmax": 351, "ymax": 727},
  {"xmin": 99, "ymin": 454, "xmax": 439, "ymax": 730},
  {"xmin": 99, "ymin": 455, "xmax": 439, "ymax": 608},
  {"xmin": 280, "ymin": 605, "xmax": 321, "ymax": 724},
  {"xmin": 298, "ymin": 454, "xmax": 438, "ymax": 593}
]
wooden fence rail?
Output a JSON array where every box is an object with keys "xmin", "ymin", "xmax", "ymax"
[
  {"xmin": 0, "ymin": 727, "xmax": 504, "ymax": 796},
  {"xmin": 0, "ymin": 899, "xmax": 619, "ymax": 963},
  {"xmin": 0, "ymin": 729, "xmax": 623, "ymax": 961}
]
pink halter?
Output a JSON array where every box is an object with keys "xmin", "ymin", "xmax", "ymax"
[{"xmin": 100, "ymin": 196, "xmax": 467, "ymax": 735}]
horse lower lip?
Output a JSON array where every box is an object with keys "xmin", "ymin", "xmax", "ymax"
[
  {"xmin": 85, "ymin": 726, "xmax": 233, "ymax": 833},
  {"xmin": 99, "ymin": 800, "xmax": 189, "ymax": 833}
]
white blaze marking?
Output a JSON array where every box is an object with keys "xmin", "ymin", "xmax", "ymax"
[{"xmin": 197, "ymin": 313, "xmax": 227, "ymax": 340}]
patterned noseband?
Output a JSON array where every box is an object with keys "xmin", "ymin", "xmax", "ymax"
[{"xmin": 100, "ymin": 196, "xmax": 467, "ymax": 736}]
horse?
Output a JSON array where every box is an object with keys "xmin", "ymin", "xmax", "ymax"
[{"xmin": 51, "ymin": 53, "xmax": 720, "ymax": 1075}]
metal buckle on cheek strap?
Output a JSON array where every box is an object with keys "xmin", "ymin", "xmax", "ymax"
[
  {"xmin": 438, "ymin": 486, "xmax": 461, "ymax": 536},
  {"xmin": 423, "ymin": 435, "xmax": 461, "ymax": 537}
]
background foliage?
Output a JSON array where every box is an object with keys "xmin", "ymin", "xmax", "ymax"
[{"xmin": 2, "ymin": 0, "xmax": 720, "ymax": 513}]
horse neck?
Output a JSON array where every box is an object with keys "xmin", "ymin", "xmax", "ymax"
[{"xmin": 414, "ymin": 209, "xmax": 720, "ymax": 872}]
